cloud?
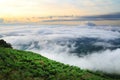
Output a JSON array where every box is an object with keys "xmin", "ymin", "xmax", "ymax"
[
  {"xmin": 82, "ymin": 12, "xmax": 120, "ymax": 20},
  {"xmin": 42, "ymin": 12, "xmax": 120, "ymax": 22}
]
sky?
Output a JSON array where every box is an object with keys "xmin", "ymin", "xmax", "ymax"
[{"xmin": 0, "ymin": 0, "xmax": 120, "ymax": 24}]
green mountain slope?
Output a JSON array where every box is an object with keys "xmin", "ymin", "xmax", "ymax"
[{"xmin": 0, "ymin": 47, "xmax": 120, "ymax": 80}]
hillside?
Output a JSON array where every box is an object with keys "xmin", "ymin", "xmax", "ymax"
[
  {"xmin": 0, "ymin": 47, "xmax": 120, "ymax": 80},
  {"xmin": 0, "ymin": 39, "xmax": 120, "ymax": 80}
]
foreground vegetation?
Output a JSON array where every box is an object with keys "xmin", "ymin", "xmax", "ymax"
[{"xmin": 0, "ymin": 39, "xmax": 120, "ymax": 80}]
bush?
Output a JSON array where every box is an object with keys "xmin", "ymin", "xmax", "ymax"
[{"xmin": 0, "ymin": 39, "xmax": 12, "ymax": 48}]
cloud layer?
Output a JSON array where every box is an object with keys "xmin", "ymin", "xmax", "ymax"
[{"xmin": 0, "ymin": 24, "xmax": 120, "ymax": 74}]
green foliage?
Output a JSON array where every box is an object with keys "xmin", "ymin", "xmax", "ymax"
[
  {"xmin": 0, "ymin": 39, "xmax": 12, "ymax": 48},
  {"xmin": 0, "ymin": 48, "xmax": 120, "ymax": 80}
]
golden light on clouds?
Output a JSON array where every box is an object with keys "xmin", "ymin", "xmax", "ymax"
[{"xmin": 0, "ymin": 0, "xmax": 119, "ymax": 23}]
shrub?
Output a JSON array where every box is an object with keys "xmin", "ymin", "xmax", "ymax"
[{"xmin": 0, "ymin": 39, "xmax": 12, "ymax": 48}]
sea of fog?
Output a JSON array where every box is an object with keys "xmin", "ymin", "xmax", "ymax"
[{"xmin": 0, "ymin": 24, "xmax": 120, "ymax": 74}]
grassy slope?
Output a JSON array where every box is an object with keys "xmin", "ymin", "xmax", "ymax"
[{"xmin": 0, "ymin": 48, "xmax": 120, "ymax": 80}]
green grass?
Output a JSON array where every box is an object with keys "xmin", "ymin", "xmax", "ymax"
[{"xmin": 0, "ymin": 47, "xmax": 120, "ymax": 80}]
